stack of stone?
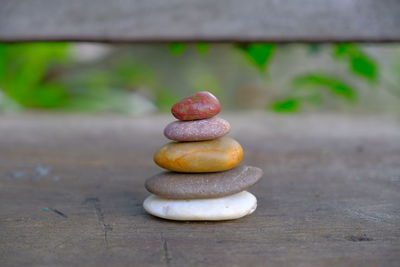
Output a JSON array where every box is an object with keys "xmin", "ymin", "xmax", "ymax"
[{"xmin": 143, "ymin": 91, "xmax": 263, "ymax": 221}]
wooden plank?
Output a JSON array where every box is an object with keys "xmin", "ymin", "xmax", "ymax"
[
  {"xmin": 0, "ymin": 113, "xmax": 399, "ymax": 266},
  {"xmin": 0, "ymin": 0, "xmax": 400, "ymax": 42}
]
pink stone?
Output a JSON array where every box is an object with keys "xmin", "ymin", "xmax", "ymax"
[{"xmin": 164, "ymin": 117, "xmax": 231, "ymax": 142}]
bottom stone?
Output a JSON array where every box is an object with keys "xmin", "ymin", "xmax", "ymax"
[{"xmin": 143, "ymin": 191, "xmax": 257, "ymax": 221}]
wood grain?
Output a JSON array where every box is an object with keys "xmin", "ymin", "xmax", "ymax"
[
  {"xmin": 0, "ymin": 0, "xmax": 400, "ymax": 42},
  {"xmin": 0, "ymin": 113, "xmax": 399, "ymax": 266}
]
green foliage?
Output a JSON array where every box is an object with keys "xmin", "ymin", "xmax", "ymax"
[
  {"xmin": 270, "ymin": 44, "xmax": 379, "ymax": 113},
  {"xmin": 0, "ymin": 42, "xmax": 387, "ymax": 114},
  {"xmin": 195, "ymin": 43, "xmax": 209, "ymax": 54},
  {"xmin": 168, "ymin": 43, "xmax": 187, "ymax": 55},
  {"xmin": 62, "ymin": 55, "xmax": 159, "ymax": 113},
  {"xmin": 270, "ymin": 73, "xmax": 357, "ymax": 113},
  {"xmin": 0, "ymin": 43, "xmax": 70, "ymax": 108},
  {"xmin": 168, "ymin": 43, "xmax": 210, "ymax": 55},
  {"xmin": 293, "ymin": 73, "xmax": 356, "ymax": 101},
  {"xmin": 270, "ymin": 98, "xmax": 300, "ymax": 113},
  {"xmin": 237, "ymin": 43, "xmax": 276, "ymax": 71},
  {"xmin": 333, "ymin": 43, "xmax": 378, "ymax": 82}
]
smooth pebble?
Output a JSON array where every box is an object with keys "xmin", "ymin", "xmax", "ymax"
[
  {"xmin": 154, "ymin": 136, "xmax": 243, "ymax": 172},
  {"xmin": 164, "ymin": 117, "xmax": 230, "ymax": 142},
  {"xmin": 145, "ymin": 165, "xmax": 263, "ymax": 199},
  {"xmin": 143, "ymin": 191, "xmax": 257, "ymax": 221},
  {"xmin": 171, "ymin": 91, "xmax": 221, "ymax": 121}
]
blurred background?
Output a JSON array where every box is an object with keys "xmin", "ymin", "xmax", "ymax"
[{"xmin": 1, "ymin": 42, "xmax": 400, "ymax": 115}]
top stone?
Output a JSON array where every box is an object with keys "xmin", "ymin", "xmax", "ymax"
[{"xmin": 171, "ymin": 91, "xmax": 221, "ymax": 121}]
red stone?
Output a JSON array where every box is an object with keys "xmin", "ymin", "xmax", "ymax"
[{"xmin": 171, "ymin": 91, "xmax": 221, "ymax": 121}]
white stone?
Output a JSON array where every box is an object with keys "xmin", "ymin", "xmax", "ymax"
[{"xmin": 143, "ymin": 191, "xmax": 257, "ymax": 221}]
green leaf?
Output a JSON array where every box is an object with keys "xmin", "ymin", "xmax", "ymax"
[
  {"xmin": 351, "ymin": 56, "xmax": 377, "ymax": 81},
  {"xmin": 195, "ymin": 43, "xmax": 209, "ymax": 54},
  {"xmin": 294, "ymin": 73, "xmax": 356, "ymax": 101},
  {"xmin": 0, "ymin": 44, "xmax": 7, "ymax": 81},
  {"xmin": 237, "ymin": 43, "xmax": 276, "ymax": 71},
  {"xmin": 168, "ymin": 43, "xmax": 186, "ymax": 55},
  {"xmin": 0, "ymin": 42, "xmax": 70, "ymax": 108},
  {"xmin": 270, "ymin": 98, "xmax": 300, "ymax": 113},
  {"xmin": 333, "ymin": 43, "xmax": 350, "ymax": 57},
  {"xmin": 333, "ymin": 43, "xmax": 378, "ymax": 82},
  {"xmin": 28, "ymin": 84, "xmax": 68, "ymax": 108}
]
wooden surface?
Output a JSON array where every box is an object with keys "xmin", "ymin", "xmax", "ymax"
[
  {"xmin": 0, "ymin": 113, "xmax": 399, "ymax": 266},
  {"xmin": 1, "ymin": 0, "xmax": 400, "ymax": 42}
]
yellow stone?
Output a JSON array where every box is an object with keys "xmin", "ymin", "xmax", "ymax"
[{"xmin": 154, "ymin": 137, "xmax": 243, "ymax": 173}]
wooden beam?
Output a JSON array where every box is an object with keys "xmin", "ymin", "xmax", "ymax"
[{"xmin": 0, "ymin": 0, "xmax": 399, "ymax": 42}]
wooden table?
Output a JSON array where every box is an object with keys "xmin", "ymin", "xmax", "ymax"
[{"xmin": 1, "ymin": 113, "xmax": 399, "ymax": 266}]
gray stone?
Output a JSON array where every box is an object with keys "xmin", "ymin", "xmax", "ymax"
[
  {"xmin": 145, "ymin": 165, "xmax": 263, "ymax": 199},
  {"xmin": 164, "ymin": 117, "xmax": 230, "ymax": 142}
]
